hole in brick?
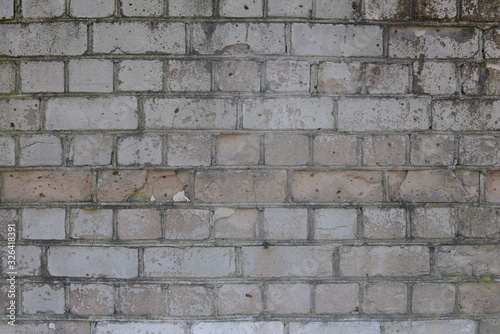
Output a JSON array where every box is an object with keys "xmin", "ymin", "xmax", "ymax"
[
  {"xmin": 244, "ymin": 5, "xmax": 249, "ymax": 10},
  {"xmin": 245, "ymin": 293, "xmax": 252, "ymax": 298}
]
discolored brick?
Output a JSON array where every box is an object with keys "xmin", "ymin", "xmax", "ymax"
[
  {"xmin": 265, "ymin": 134, "xmax": 309, "ymax": 166},
  {"xmin": 410, "ymin": 134, "xmax": 455, "ymax": 166},
  {"xmin": 21, "ymin": 283, "xmax": 65, "ymax": 315},
  {"xmin": 314, "ymin": 209, "xmax": 357, "ymax": 240},
  {"xmin": 315, "ymin": 283, "xmax": 359, "ymax": 314},
  {"xmin": 168, "ymin": 285, "xmax": 212, "ymax": 316},
  {"xmin": 217, "ymin": 284, "xmax": 261, "ymax": 315},
  {"xmin": 364, "ymin": 283, "xmax": 407, "ymax": 314},
  {"xmin": 435, "ymin": 245, "xmax": 500, "ymax": 276},
  {"xmin": 459, "ymin": 282, "xmax": 500, "ymax": 314},
  {"xmin": 70, "ymin": 284, "xmax": 114, "ymax": 316},
  {"xmin": 167, "ymin": 134, "xmax": 212, "ymax": 166},
  {"xmin": 363, "ymin": 135, "xmax": 407, "ymax": 166},
  {"xmin": 118, "ymin": 135, "xmax": 162, "ymax": 166},
  {"xmin": 0, "ymin": 99, "xmax": 40, "ymax": 131},
  {"xmin": 412, "ymin": 283, "xmax": 455, "ymax": 314},
  {"xmin": 117, "ymin": 209, "xmax": 162, "ymax": 240},
  {"xmin": 216, "ymin": 134, "xmax": 260, "ymax": 165},
  {"xmin": 365, "ymin": 63, "xmax": 410, "ymax": 94},
  {"xmin": 413, "ymin": 61, "xmax": 456, "ymax": 95},
  {"xmin": 119, "ymin": 284, "xmax": 164, "ymax": 316},
  {"xmin": 164, "ymin": 209, "xmax": 210, "ymax": 240},
  {"xmin": 461, "ymin": 62, "xmax": 500, "ymax": 96},
  {"xmin": 267, "ymin": 284, "xmax": 311, "ymax": 314},
  {"xmin": 485, "ymin": 171, "xmax": 500, "ymax": 202},
  {"xmin": 313, "ymin": 135, "xmax": 357, "ymax": 166},
  {"xmin": 317, "ymin": 62, "xmax": 362, "ymax": 94},
  {"xmin": 412, "ymin": 207, "xmax": 457, "ymax": 238},
  {"xmin": 167, "ymin": 60, "xmax": 211, "ymax": 92},
  {"xmin": 70, "ymin": 209, "xmax": 113, "ymax": 240},
  {"xmin": 265, "ymin": 60, "xmax": 309, "ymax": 92},
  {"xmin": 214, "ymin": 208, "xmax": 259, "ymax": 239},
  {"xmin": 363, "ymin": 208, "xmax": 406, "ymax": 239}
]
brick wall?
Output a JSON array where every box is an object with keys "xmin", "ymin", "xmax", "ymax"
[{"xmin": 0, "ymin": 0, "xmax": 499, "ymax": 333}]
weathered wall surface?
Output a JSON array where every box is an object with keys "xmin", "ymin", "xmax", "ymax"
[{"xmin": 0, "ymin": 0, "xmax": 499, "ymax": 333}]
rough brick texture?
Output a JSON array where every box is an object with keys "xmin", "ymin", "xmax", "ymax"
[{"xmin": 1, "ymin": 0, "xmax": 498, "ymax": 332}]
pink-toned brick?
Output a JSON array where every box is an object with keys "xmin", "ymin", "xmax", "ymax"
[
  {"xmin": 117, "ymin": 209, "xmax": 162, "ymax": 240},
  {"xmin": 119, "ymin": 284, "xmax": 164, "ymax": 316},
  {"xmin": 164, "ymin": 209, "xmax": 210, "ymax": 240},
  {"xmin": 315, "ymin": 283, "xmax": 359, "ymax": 314},
  {"xmin": 314, "ymin": 135, "xmax": 357, "ymax": 166},
  {"xmin": 70, "ymin": 284, "xmax": 114, "ymax": 316},
  {"xmin": 168, "ymin": 285, "xmax": 213, "ymax": 316},
  {"xmin": 216, "ymin": 134, "xmax": 261, "ymax": 166}
]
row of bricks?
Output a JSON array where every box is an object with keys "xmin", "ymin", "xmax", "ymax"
[
  {"xmin": 0, "ymin": 206, "xmax": 498, "ymax": 242},
  {"xmin": 2, "ymin": 97, "xmax": 500, "ymax": 132},
  {"xmin": 0, "ymin": 320, "xmax": 496, "ymax": 334},
  {"xmin": 1, "ymin": 169, "xmax": 499, "ymax": 203},
  {"xmin": 0, "ymin": 22, "xmax": 498, "ymax": 58},
  {"xmin": 1, "ymin": 59, "xmax": 498, "ymax": 95},
  {"xmin": 3, "ymin": 281, "xmax": 499, "ymax": 316},
  {"xmin": 0, "ymin": 244, "xmax": 499, "ymax": 278},
  {"xmin": 2, "ymin": 133, "xmax": 500, "ymax": 167},
  {"xmin": 1, "ymin": 0, "xmax": 498, "ymax": 21}
]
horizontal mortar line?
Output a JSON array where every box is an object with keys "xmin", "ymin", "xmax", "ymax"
[
  {"xmin": 1, "ymin": 55, "xmax": 497, "ymax": 63},
  {"xmin": 2, "ymin": 92, "xmax": 499, "ymax": 100},
  {"xmin": 1, "ymin": 16, "xmax": 498, "ymax": 27},
  {"xmin": 3, "ymin": 129, "xmax": 500, "ymax": 136},
  {"xmin": 4, "ymin": 240, "xmax": 499, "ymax": 247}
]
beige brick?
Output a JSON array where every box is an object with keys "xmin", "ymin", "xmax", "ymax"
[
  {"xmin": 144, "ymin": 98, "xmax": 237, "ymax": 129},
  {"xmin": 338, "ymin": 97, "xmax": 430, "ymax": 131},
  {"xmin": 19, "ymin": 135, "xmax": 62, "ymax": 166},
  {"xmin": 1, "ymin": 245, "xmax": 41, "ymax": 276},
  {"xmin": 389, "ymin": 170, "xmax": 479, "ymax": 202},
  {"xmin": 168, "ymin": 285, "xmax": 212, "ymax": 316},
  {"xmin": 484, "ymin": 28, "xmax": 500, "ymax": 59},
  {"xmin": 21, "ymin": 61, "xmax": 64, "ymax": 92},
  {"xmin": 412, "ymin": 283, "xmax": 455, "ymax": 314},
  {"xmin": 0, "ymin": 322, "xmax": 90, "ymax": 333},
  {"xmin": 0, "ymin": 99, "xmax": 39, "ymax": 131},
  {"xmin": 97, "ymin": 170, "xmax": 189, "ymax": 202},
  {"xmin": 243, "ymin": 97, "xmax": 335, "ymax": 130},
  {"xmin": 265, "ymin": 134, "xmax": 309, "ymax": 165},
  {"xmin": 118, "ymin": 209, "xmax": 161, "ymax": 240},
  {"xmin": 193, "ymin": 322, "xmax": 283, "ymax": 334},
  {"xmin": 164, "ymin": 209, "xmax": 210, "ymax": 240},
  {"xmin": 340, "ymin": 246, "xmax": 430, "ymax": 276},
  {"xmin": 48, "ymin": 246, "xmax": 138, "ymax": 278},
  {"xmin": 214, "ymin": 208, "xmax": 259, "ymax": 239},
  {"xmin": 291, "ymin": 24, "xmax": 383, "ymax": 56},
  {"xmin": 70, "ymin": 284, "xmax": 114, "ymax": 315},
  {"xmin": 1, "ymin": 171, "xmax": 92, "ymax": 202},
  {"xmin": 265, "ymin": 60, "xmax": 309, "ymax": 92},
  {"xmin": 433, "ymin": 100, "xmax": 500, "ymax": 131},
  {"xmin": 167, "ymin": 134, "xmax": 212, "ymax": 166},
  {"xmin": 93, "ymin": 22, "xmax": 185, "ymax": 54},
  {"xmin": 242, "ymin": 246, "xmax": 334, "ymax": 277},
  {"xmin": 23, "ymin": 0, "xmax": 65, "ymax": 18},
  {"xmin": 460, "ymin": 136, "xmax": 500, "ymax": 166},
  {"xmin": 46, "ymin": 97, "xmax": 138, "ymax": 130},
  {"xmin": 216, "ymin": 134, "xmax": 260, "ymax": 165},
  {"xmin": 414, "ymin": 0, "xmax": 456, "ymax": 19},
  {"xmin": 317, "ymin": 62, "xmax": 362, "ymax": 94},
  {"xmin": 70, "ymin": 209, "xmax": 113, "ymax": 240},
  {"xmin": 69, "ymin": 59, "xmax": 113, "ymax": 92},
  {"xmin": 192, "ymin": 23, "xmax": 285, "ymax": 54},
  {"xmin": 69, "ymin": 134, "xmax": 114, "ymax": 166},
  {"xmin": 119, "ymin": 284, "xmax": 164, "ymax": 316},
  {"xmin": 95, "ymin": 322, "xmax": 187, "ymax": 334},
  {"xmin": 363, "ymin": 208, "xmax": 406, "ymax": 239},
  {"xmin": 144, "ymin": 247, "xmax": 235, "ymax": 277},
  {"xmin": 167, "ymin": 60, "xmax": 211, "ymax": 91},
  {"xmin": 217, "ymin": 284, "xmax": 261, "ymax": 315},
  {"xmin": 22, "ymin": 208, "xmax": 65, "ymax": 240},
  {"xmin": 412, "ymin": 207, "xmax": 457, "ymax": 238},
  {"xmin": 195, "ymin": 170, "xmax": 287, "ymax": 203},
  {"xmin": 169, "ymin": 0, "xmax": 212, "ymax": 16},
  {"xmin": 314, "ymin": 135, "xmax": 357, "ymax": 166},
  {"xmin": 413, "ymin": 62, "xmax": 456, "ymax": 94},
  {"xmin": 22, "ymin": 283, "xmax": 65, "ymax": 315},
  {"xmin": 436, "ymin": 245, "xmax": 500, "ymax": 276},
  {"xmin": 268, "ymin": 0, "xmax": 312, "ymax": 17},
  {"xmin": 364, "ymin": 283, "xmax": 407, "ymax": 314},
  {"xmin": 0, "ymin": 136, "xmax": 15, "ymax": 166},
  {"xmin": 459, "ymin": 283, "xmax": 500, "ymax": 314},
  {"xmin": 215, "ymin": 60, "xmax": 260, "ymax": 92},
  {"xmin": 220, "ymin": 0, "xmax": 263, "ymax": 17},
  {"xmin": 458, "ymin": 207, "xmax": 500, "ymax": 238},
  {"xmin": 462, "ymin": 62, "xmax": 500, "ymax": 95},
  {"xmin": 267, "ymin": 284, "xmax": 310, "ymax": 314},
  {"xmin": 481, "ymin": 319, "xmax": 500, "ymax": 334},
  {"xmin": 366, "ymin": 63, "xmax": 410, "ymax": 94},
  {"xmin": 410, "ymin": 134, "xmax": 454, "ymax": 166},
  {"xmin": 314, "ymin": 208, "xmax": 357, "ymax": 240},
  {"xmin": 70, "ymin": 0, "xmax": 114, "ymax": 17},
  {"xmin": 289, "ymin": 322, "xmax": 380, "ymax": 334},
  {"xmin": 363, "ymin": 135, "xmax": 407, "ymax": 166},
  {"xmin": 0, "ymin": 62, "xmax": 15, "ymax": 93},
  {"xmin": 292, "ymin": 170, "xmax": 383, "ymax": 203},
  {"xmin": 121, "ymin": 0, "xmax": 164, "ymax": 16},
  {"xmin": 263, "ymin": 208, "xmax": 308, "ymax": 239},
  {"xmin": 118, "ymin": 60, "xmax": 163, "ymax": 91},
  {"xmin": 462, "ymin": 0, "xmax": 500, "ymax": 21},
  {"xmin": 118, "ymin": 135, "xmax": 162, "ymax": 166},
  {"xmin": 385, "ymin": 321, "xmax": 476, "ymax": 334},
  {"xmin": 0, "ymin": 0, "xmax": 14, "ymax": 19},
  {"xmin": 315, "ymin": 283, "xmax": 359, "ymax": 314},
  {"xmin": 364, "ymin": 0, "xmax": 410, "ymax": 19},
  {"xmin": 0, "ymin": 23, "xmax": 87, "ymax": 56},
  {"xmin": 388, "ymin": 27, "xmax": 480, "ymax": 59}
]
